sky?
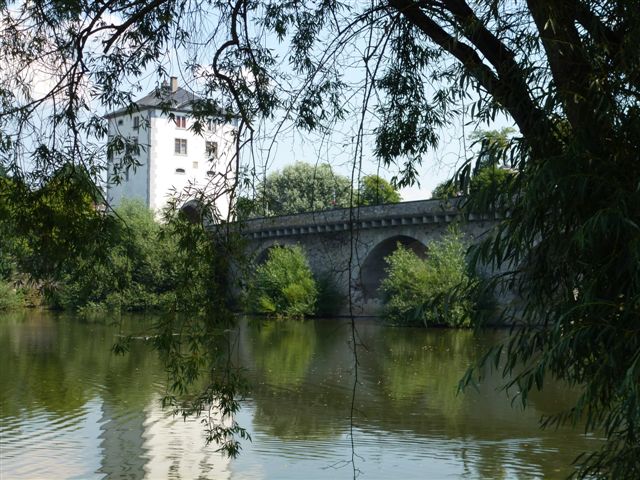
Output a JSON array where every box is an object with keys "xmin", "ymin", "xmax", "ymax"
[
  {"xmin": 86, "ymin": 6, "xmax": 516, "ymax": 202},
  {"xmin": 256, "ymin": 112, "xmax": 514, "ymax": 201},
  {"xmin": 2, "ymin": 3, "xmax": 517, "ymax": 202}
]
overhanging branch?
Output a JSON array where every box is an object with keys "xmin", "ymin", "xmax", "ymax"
[{"xmin": 388, "ymin": 0, "xmax": 553, "ymax": 155}]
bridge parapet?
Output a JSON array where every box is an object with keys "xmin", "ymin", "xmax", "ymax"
[{"xmin": 239, "ymin": 197, "xmax": 498, "ymax": 240}]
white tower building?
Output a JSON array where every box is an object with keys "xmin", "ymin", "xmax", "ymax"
[{"xmin": 105, "ymin": 77, "xmax": 238, "ymax": 219}]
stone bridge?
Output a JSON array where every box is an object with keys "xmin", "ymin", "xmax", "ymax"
[{"xmin": 239, "ymin": 198, "xmax": 499, "ymax": 316}]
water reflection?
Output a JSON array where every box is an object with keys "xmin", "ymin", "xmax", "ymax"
[
  {"xmin": 1, "ymin": 312, "xmax": 600, "ymax": 479},
  {"xmin": 245, "ymin": 319, "xmax": 317, "ymax": 388}
]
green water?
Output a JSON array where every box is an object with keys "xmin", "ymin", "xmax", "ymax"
[{"xmin": 0, "ymin": 311, "xmax": 599, "ymax": 479}]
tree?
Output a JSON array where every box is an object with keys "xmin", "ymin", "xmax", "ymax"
[
  {"xmin": 469, "ymin": 128, "xmax": 516, "ymax": 168},
  {"xmin": 433, "ymin": 129, "xmax": 516, "ymax": 200},
  {"xmin": 431, "ymin": 180, "xmax": 460, "ymax": 200},
  {"xmin": 357, "ymin": 175, "xmax": 401, "ymax": 206},
  {"xmin": 2, "ymin": 164, "xmax": 107, "ymax": 282},
  {"xmin": 1, "ymin": 1, "xmax": 639, "ymax": 475},
  {"xmin": 254, "ymin": 162, "xmax": 351, "ymax": 216},
  {"xmin": 49, "ymin": 199, "xmax": 182, "ymax": 312},
  {"xmin": 245, "ymin": 168, "xmax": 399, "ymax": 216}
]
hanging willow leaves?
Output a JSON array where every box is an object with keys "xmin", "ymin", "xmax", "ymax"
[{"xmin": 1, "ymin": 1, "xmax": 639, "ymax": 476}]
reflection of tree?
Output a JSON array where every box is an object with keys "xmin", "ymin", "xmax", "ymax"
[
  {"xmin": 245, "ymin": 318, "xmax": 345, "ymax": 440},
  {"xmin": 248, "ymin": 319, "xmax": 317, "ymax": 388},
  {"xmin": 250, "ymin": 389, "xmax": 344, "ymax": 440},
  {"xmin": 378, "ymin": 329, "xmax": 476, "ymax": 404},
  {"xmin": 245, "ymin": 320, "xmax": 597, "ymax": 478},
  {"xmin": 0, "ymin": 311, "xmax": 162, "ymax": 420},
  {"xmin": 1, "ymin": 313, "xmax": 599, "ymax": 479},
  {"xmin": 354, "ymin": 327, "xmax": 483, "ymax": 437}
]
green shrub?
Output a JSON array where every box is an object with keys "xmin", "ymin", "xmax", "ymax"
[
  {"xmin": 431, "ymin": 180, "xmax": 461, "ymax": 200},
  {"xmin": 50, "ymin": 198, "xmax": 233, "ymax": 314},
  {"xmin": 49, "ymin": 199, "xmax": 183, "ymax": 312},
  {"xmin": 380, "ymin": 230, "xmax": 475, "ymax": 327},
  {"xmin": 247, "ymin": 246, "xmax": 318, "ymax": 318},
  {"xmin": 0, "ymin": 280, "xmax": 22, "ymax": 310}
]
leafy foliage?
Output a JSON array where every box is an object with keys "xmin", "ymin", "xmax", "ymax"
[
  {"xmin": 1, "ymin": 165, "xmax": 108, "ymax": 282},
  {"xmin": 247, "ymin": 246, "xmax": 318, "ymax": 318},
  {"xmin": 0, "ymin": 177, "xmax": 21, "ymax": 280},
  {"xmin": 380, "ymin": 229, "xmax": 475, "ymax": 327},
  {"xmin": 48, "ymin": 200, "xmax": 176, "ymax": 311},
  {"xmin": 357, "ymin": 175, "xmax": 401, "ymax": 206},
  {"xmin": 234, "ymin": 196, "xmax": 260, "ymax": 221},
  {"xmin": 2, "ymin": 0, "xmax": 640, "ymax": 475},
  {"xmin": 243, "ymin": 166, "xmax": 401, "ymax": 217},
  {"xmin": 433, "ymin": 129, "xmax": 516, "ymax": 201},
  {"xmin": 431, "ymin": 180, "xmax": 461, "ymax": 200},
  {"xmin": 253, "ymin": 162, "xmax": 351, "ymax": 217},
  {"xmin": 0, "ymin": 280, "xmax": 22, "ymax": 311}
]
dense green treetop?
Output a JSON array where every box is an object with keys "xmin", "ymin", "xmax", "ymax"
[
  {"xmin": 0, "ymin": 164, "xmax": 108, "ymax": 281},
  {"xmin": 1, "ymin": 1, "xmax": 639, "ymax": 475},
  {"xmin": 357, "ymin": 175, "xmax": 401, "ymax": 206},
  {"xmin": 253, "ymin": 162, "xmax": 351, "ymax": 216},
  {"xmin": 242, "ymin": 164, "xmax": 401, "ymax": 217}
]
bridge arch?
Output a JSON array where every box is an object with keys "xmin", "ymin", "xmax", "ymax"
[
  {"xmin": 254, "ymin": 244, "xmax": 280, "ymax": 266},
  {"xmin": 359, "ymin": 235, "xmax": 427, "ymax": 299}
]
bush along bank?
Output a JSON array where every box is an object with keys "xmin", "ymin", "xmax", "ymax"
[
  {"xmin": 46, "ymin": 200, "xmax": 179, "ymax": 312},
  {"xmin": 45, "ymin": 199, "xmax": 238, "ymax": 315},
  {"xmin": 0, "ymin": 280, "xmax": 23, "ymax": 311},
  {"xmin": 244, "ymin": 245, "xmax": 345, "ymax": 319},
  {"xmin": 246, "ymin": 245, "xmax": 318, "ymax": 318},
  {"xmin": 380, "ymin": 229, "xmax": 484, "ymax": 327}
]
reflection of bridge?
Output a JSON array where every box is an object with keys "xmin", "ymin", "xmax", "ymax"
[{"xmin": 240, "ymin": 198, "xmax": 499, "ymax": 316}]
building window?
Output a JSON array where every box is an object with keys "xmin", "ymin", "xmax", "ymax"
[
  {"xmin": 175, "ymin": 116, "xmax": 187, "ymax": 129},
  {"xmin": 117, "ymin": 119, "xmax": 123, "ymax": 125},
  {"xmin": 133, "ymin": 116, "xmax": 140, "ymax": 130},
  {"xmin": 205, "ymin": 141, "xmax": 218, "ymax": 159},
  {"xmin": 192, "ymin": 161, "xmax": 198, "ymax": 169},
  {"xmin": 207, "ymin": 119, "xmax": 219, "ymax": 131},
  {"xmin": 174, "ymin": 138, "xmax": 187, "ymax": 155},
  {"xmin": 175, "ymin": 168, "xmax": 185, "ymax": 174}
]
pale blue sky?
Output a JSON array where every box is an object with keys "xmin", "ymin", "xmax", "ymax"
[{"xmin": 100, "ymin": 13, "xmax": 517, "ymax": 202}]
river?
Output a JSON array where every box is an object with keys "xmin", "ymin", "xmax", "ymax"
[{"xmin": 0, "ymin": 310, "xmax": 600, "ymax": 479}]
